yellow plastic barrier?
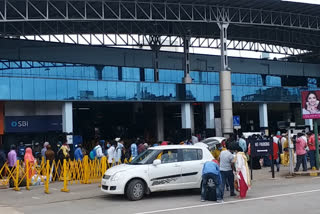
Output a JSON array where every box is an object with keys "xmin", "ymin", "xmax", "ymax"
[
  {"xmin": 61, "ymin": 159, "xmax": 69, "ymax": 192},
  {"xmin": 45, "ymin": 160, "xmax": 50, "ymax": 194},
  {"xmin": 13, "ymin": 160, "xmax": 20, "ymax": 191},
  {"xmin": 26, "ymin": 160, "xmax": 30, "ymax": 190},
  {"xmin": 0, "ymin": 155, "xmax": 133, "ymax": 193}
]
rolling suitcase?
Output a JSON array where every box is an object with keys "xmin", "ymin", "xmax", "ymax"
[{"xmin": 205, "ymin": 177, "xmax": 217, "ymax": 201}]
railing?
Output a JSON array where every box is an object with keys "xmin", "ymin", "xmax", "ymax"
[{"xmin": 0, "ymin": 156, "xmax": 131, "ymax": 193}]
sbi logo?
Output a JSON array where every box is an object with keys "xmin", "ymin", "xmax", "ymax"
[{"xmin": 11, "ymin": 121, "xmax": 29, "ymax": 128}]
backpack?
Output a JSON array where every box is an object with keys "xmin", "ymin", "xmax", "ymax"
[{"xmin": 89, "ymin": 148, "xmax": 97, "ymax": 160}]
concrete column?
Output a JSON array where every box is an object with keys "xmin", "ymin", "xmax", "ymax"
[
  {"xmin": 305, "ymin": 119, "xmax": 313, "ymax": 131},
  {"xmin": 205, "ymin": 103, "xmax": 215, "ymax": 137},
  {"xmin": 181, "ymin": 103, "xmax": 194, "ymax": 138},
  {"xmin": 259, "ymin": 103, "xmax": 269, "ymax": 135},
  {"xmin": 218, "ymin": 22, "xmax": 233, "ymax": 136},
  {"xmin": 183, "ymin": 36, "xmax": 192, "ymax": 84},
  {"xmin": 156, "ymin": 104, "xmax": 164, "ymax": 141},
  {"xmin": 62, "ymin": 102, "xmax": 73, "ymax": 134}
]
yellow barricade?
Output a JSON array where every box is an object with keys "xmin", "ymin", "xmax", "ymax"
[{"xmin": 0, "ymin": 155, "xmax": 133, "ymax": 193}]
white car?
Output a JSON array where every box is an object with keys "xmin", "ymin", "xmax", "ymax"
[{"xmin": 101, "ymin": 145, "xmax": 214, "ymax": 200}]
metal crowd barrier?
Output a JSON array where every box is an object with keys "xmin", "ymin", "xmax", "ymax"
[{"xmin": 0, "ymin": 156, "xmax": 131, "ymax": 194}]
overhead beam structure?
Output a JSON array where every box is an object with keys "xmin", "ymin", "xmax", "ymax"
[
  {"xmin": 17, "ymin": 34, "xmax": 308, "ymax": 55},
  {"xmin": 0, "ymin": 0, "xmax": 319, "ymax": 56},
  {"xmin": 0, "ymin": 1, "xmax": 319, "ymax": 31}
]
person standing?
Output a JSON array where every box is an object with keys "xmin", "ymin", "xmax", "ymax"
[
  {"xmin": 212, "ymin": 143, "xmax": 223, "ymax": 162},
  {"xmin": 60, "ymin": 141, "xmax": 70, "ymax": 160},
  {"xmin": 271, "ymin": 134, "xmax": 280, "ymax": 172},
  {"xmin": 41, "ymin": 142, "xmax": 49, "ymax": 160},
  {"xmin": 307, "ymin": 132, "xmax": 316, "ymax": 169},
  {"xmin": 236, "ymin": 148, "xmax": 251, "ymax": 199},
  {"xmin": 219, "ymin": 144, "xmax": 237, "ymax": 198},
  {"xmin": 17, "ymin": 142, "xmax": 25, "ymax": 161},
  {"xmin": 295, "ymin": 133, "xmax": 308, "ymax": 172},
  {"xmin": 94, "ymin": 141, "xmax": 104, "ymax": 160},
  {"xmin": 201, "ymin": 160, "xmax": 223, "ymax": 203},
  {"xmin": 191, "ymin": 133, "xmax": 199, "ymax": 144},
  {"xmin": 8, "ymin": 145, "xmax": 17, "ymax": 171},
  {"xmin": 131, "ymin": 140, "xmax": 138, "ymax": 159},
  {"xmin": 45, "ymin": 145, "xmax": 55, "ymax": 165},
  {"xmin": 238, "ymin": 136, "xmax": 247, "ymax": 153},
  {"xmin": 114, "ymin": 139, "xmax": 124, "ymax": 164},
  {"xmin": 107, "ymin": 142, "xmax": 115, "ymax": 165},
  {"xmin": 24, "ymin": 148, "xmax": 36, "ymax": 178},
  {"xmin": 74, "ymin": 144, "xmax": 83, "ymax": 161}
]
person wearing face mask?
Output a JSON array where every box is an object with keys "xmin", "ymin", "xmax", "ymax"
[
  {"xmin": 105, "ymin": 141, "xmax": 111, "ymax": 156},
  {"xmin": 212, "ymin": 143, "xmax": 223, "ymax": 162}
]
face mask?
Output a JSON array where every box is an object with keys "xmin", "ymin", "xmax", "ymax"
[
  {"xmin": 218, "ymin": 147, "xmax": 222, "ymax": 151},
  {"xmin": 107, "ymin": 144, "xmax": 110, "ymax": 148}
]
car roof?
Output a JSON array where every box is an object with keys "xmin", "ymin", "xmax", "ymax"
[
  {"xmin": 202, "ymin": 137, "xmax": 226, "ymax": 143},
  {"xmin": 149, "ymin": 145, "xmax": 204, "ymax": 150}
]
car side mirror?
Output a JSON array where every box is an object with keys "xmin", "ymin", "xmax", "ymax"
[{"xmin": 153, "ymin": 159, "xmax": 161, "ymax": 166}]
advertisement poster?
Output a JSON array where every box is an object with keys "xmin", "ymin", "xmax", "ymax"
[{"xmin": 301, "ymin": 91, "xmax": 320, "ymax": 119}]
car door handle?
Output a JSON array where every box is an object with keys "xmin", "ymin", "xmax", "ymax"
[{"xmin": 174, "ymin": 164, "xmax": 180, "ymax": 167}]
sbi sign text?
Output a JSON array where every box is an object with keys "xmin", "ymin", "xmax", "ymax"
[{"xmin": 11, "ymin": 121, "xmax": 29, "ymax": 128}]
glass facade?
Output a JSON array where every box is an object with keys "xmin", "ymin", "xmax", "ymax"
[{"xmin": 0, "ymin": 60, "xmax": 316, "ymax": 103}]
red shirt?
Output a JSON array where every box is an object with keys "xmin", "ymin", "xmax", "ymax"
[
  {"xmin": 308, "ymin": 135, "xmax": 318, "ymax": 151},
  {"xmin": 269, "ymin": 142, "xmax": 278, "ymax": 160}
]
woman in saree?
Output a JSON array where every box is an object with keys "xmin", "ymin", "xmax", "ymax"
[{"xmin": 235, "ymin": 147, "xmax": 251, "ymax": 199}]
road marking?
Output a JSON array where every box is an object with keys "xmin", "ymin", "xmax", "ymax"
[
  {"xmin": 135, "ymin": 189, "xmax": 320, "ymax": 214},
  {"xmin": 32, "ymin": 197, "xmax": 40, "ymax": 200},
  {"xmin": 52, "ymin": 188, "xmax": 58, "ymax": 190}
]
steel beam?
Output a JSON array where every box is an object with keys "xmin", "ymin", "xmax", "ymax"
[
  {"xmin": 0, "ymin": 0, "xmax": 319, "ymax": 32},
  {"xmin": 15, "ymin": 34, "xmax": 309, "ymax": 56}
]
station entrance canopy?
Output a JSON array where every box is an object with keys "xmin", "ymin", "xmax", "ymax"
[{"xmin": 0, "ymin": 0, "xmax": 319, "ymax": 55}]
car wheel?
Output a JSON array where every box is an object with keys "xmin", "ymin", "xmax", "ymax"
[{"xmin": 126, "ymin": 179, "xmax": 145, "ymax": 201}]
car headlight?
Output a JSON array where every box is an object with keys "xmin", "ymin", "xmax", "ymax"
[{"xmin": 111, "ymin": 172, "xmax": 123, "ymax": 181}]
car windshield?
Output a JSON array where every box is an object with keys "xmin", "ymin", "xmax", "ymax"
[{"xmin": 129, "ymin": 149, "xmax": 160, "ymax": 165}]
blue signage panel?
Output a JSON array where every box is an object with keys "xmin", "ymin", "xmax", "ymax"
[
  {"xmin": 5, "ymin": 115, "xmax": 62, "ymax": 133},
  {"xmin": 233, "ymin": 116, "xmax": 240, "ymax": 126}
]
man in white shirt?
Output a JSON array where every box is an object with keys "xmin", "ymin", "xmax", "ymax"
[
  {"xmin": 191, "ymin": 133, "xmax": 199, "ymax": 144},
  {"xmin": 94, "ymin": 141, "xmax": 104, "ymax": 159},
  {"xmin": 107, "ymin": 143, "xmax": 115, "ymax": 165}
]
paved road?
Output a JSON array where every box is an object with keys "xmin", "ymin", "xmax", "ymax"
[{"xmin": 1, "ymin": 168, "xmax": 320, "ymax": 214}]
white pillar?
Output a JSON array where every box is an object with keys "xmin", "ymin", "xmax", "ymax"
[
  {"xmin": 205, "ymin": 103, "xmax": 215, "ymax": 129},
  {"xmin": 259, "ymin": 103, "xmax": 268, "ymax": 128},
  {"xmin": 181, "ymin": 103, "xmax": 194, "ymax": 133},
  {"xmin": 218, "ymin": 22, "xmax": 233, "ymax": 136},
  {"xmin": 305, "ymin": 119, "xmax": 313, "ymax": 131},
  {"xmin": 156, "ymin": 104, "xmax": 164, "ymax": 141},
  {"xmin": 62, "ymin": 102, "xmax": 73, "ymax": 134}
]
